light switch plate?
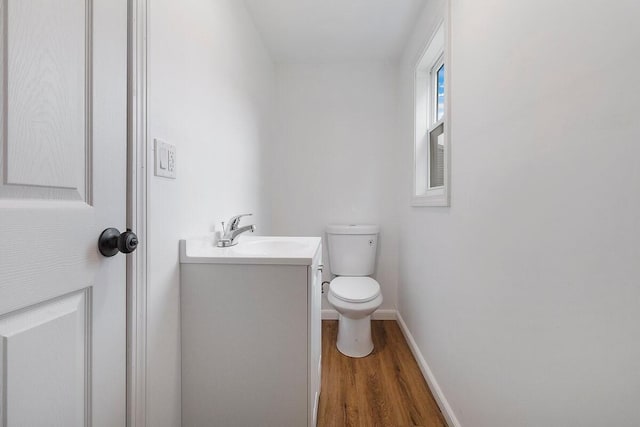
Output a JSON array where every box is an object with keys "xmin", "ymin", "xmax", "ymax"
[{"xmin": 154, "ymin": 139, "xmax": 176, "ymax": 179}]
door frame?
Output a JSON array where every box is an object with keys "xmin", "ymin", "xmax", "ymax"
[{"xmin": 127, "ymin": 0, "xmax": 148, "ymax": 425}]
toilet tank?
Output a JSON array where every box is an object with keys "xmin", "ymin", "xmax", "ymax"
[{"xmin": 326, "ymin": 224, "xmax": 379, "ymax": 276}]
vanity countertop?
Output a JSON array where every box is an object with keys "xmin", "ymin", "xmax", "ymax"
[{"xmin": 179, "ymin": 235, "xmax": 322, "ymax": 266}]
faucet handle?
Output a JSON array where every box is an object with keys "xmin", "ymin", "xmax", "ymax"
[{"xmin": 228, "ymin": 213, "xmax": 253, "ymax": 231}]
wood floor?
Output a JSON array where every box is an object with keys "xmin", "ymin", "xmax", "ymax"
[{"xmin": 317, "ymin": 320, "xmax": 447, "ymax": 427}]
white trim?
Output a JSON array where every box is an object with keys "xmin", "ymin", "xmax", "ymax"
[
  {"xmin": 126, "ymin": 0, "xmax": 148, "ymax": 426},
  {"xmin": 321, "ymin": 309, "xmax": 397, "ymax": 321},
  {"xmin": 411, "ymin": 2, "xmax": 451, "ymax": 208},
  {"xmin": 372, "ymin": 309, "xmax": 397, "ymax": 320},
  {"xmin": 396, "ymin": 312, "xmax": 461, "ymax": 427},
  {"xmin": 321, "ymin": 309, "xmax": 339, "ymax": 320}
]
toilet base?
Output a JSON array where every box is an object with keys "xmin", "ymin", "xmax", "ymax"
[{"xmin": 336, "ymin": 314, "xmax": 374, "ymax": 358}]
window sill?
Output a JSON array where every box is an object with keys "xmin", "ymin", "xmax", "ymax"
[{"xmin": 411, "ymin": 187, "xmax": 449, "ymax": 207}]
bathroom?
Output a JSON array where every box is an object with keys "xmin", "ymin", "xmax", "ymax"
[
  {"xmin": 0, "ymin": 0, "xmax": 638, "ymax": 426},
  {"xmin": 148, "ymin": 0, "xmax": 640, "ymax": 425}
]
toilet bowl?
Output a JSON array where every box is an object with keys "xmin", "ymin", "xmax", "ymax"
[
  {"xmin": 326, "ymin": 224, "xmax": 383, "ymax": 358},
  {"xmin": 328, "ymin": 276, "xmax": 383, "ymax": 357}
]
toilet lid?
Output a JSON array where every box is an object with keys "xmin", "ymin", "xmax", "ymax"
[{"xmin": 329, "ymin": 277, "xmax": 381, "ymax": 303}]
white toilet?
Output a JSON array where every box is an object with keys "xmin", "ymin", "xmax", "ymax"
[{"xmin": 326, "ymin": 224, "xmax": 383, "ymax": 358}]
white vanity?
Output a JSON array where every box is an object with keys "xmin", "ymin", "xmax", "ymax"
[{"xmin": 179, "ymin": 236, "xmax": 322, "ymax": 427}]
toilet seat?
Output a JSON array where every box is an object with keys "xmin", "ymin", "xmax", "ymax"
[{"xmin": 329, "ymin": 277, "xmax": 380, "ymax": 303}]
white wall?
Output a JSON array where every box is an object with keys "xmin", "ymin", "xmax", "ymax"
[
  {"xmin": 271, "ymin": 63, "xmax": 399, "ymax": 310},
  {"xmin": 398, "ymin": 1, "xmax": 640, "ymax": 426},
  {"xmin": 146, "ymin": 1, "xmax": 275, "ymax": 425}
]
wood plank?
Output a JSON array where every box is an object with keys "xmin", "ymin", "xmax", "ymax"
[{"xmin": 318, "ymin": 320, "xmax": 447, "ymax": 427}]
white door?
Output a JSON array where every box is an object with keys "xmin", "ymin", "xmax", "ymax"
[{"xmin": 0, "ymin": 1, "xmax": 128, "ymax": 426}]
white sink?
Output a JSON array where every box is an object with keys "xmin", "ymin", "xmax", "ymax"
[
  {"xmin": 179, "ymin": 235, "xmax": 321, "ymax": 265},
  {"xmin": 232, "ymin": 239, "xmax": 309, "ymax": 256}
]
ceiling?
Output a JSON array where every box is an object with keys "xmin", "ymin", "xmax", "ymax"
[{"xmin": 243, "ymin": 0, "xmax": 427, "ymax": 62}]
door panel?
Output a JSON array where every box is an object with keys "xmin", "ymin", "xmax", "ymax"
[
  {"xmin": 0, "ymin": 0, "xmax": 128, "ymax": 425},
  {"xmin": 1, "ymin": 0, "xmax": 90, "ymax": 201},
  {"xmin": 0, "ymin": 290, "xmax": 90, "ymax": 426}
]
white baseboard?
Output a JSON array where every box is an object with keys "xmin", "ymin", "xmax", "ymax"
[
  {"xmin": 321, "ymin": 309, "xmax": 339, "ymax": 320},
  {"xmin": 396, "ymin": 312, "xmax": 461, "ymax": 427},
  {"xmin": 321, "ymin": 308, "xmax": 397, "ymax": 320},
  {"xmin": 372, "ymin": 309, "xmax": 397, "ymax": 320}
]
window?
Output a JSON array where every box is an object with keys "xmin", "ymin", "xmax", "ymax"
[
  {"xmin": 412, "ymin": 21, "xmax": 449, "ymax": 206},
  {"xmin": 429, "ymin": 57, "xmax": 445, "ymax": 189},
  {"xmin": 434, "ymin": 61, "xmax": 445, "ymax": 122}
]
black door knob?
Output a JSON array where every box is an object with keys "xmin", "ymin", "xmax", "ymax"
[{"xmin": 98, "ymin": 228, "xmax": 139, "ymax": 257}]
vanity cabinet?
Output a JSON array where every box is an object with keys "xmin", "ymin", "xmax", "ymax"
[{"xmin": 180, "ymin": 237, "xmax": 322, "ymax": 427}]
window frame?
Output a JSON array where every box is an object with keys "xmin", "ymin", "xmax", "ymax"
[{"xmin": 412, "ymin": 19, "xmax": 450, "ymax": 207}]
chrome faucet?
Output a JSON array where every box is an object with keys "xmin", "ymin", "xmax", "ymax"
[{"xmin": 217, "ymin": 213, "xmax": 256, "ymax": 247}]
